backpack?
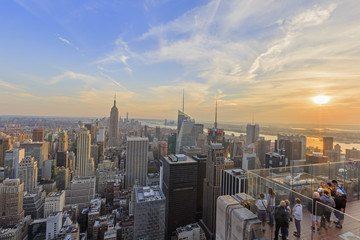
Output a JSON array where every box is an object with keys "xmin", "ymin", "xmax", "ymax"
[{"xmin": 339, "ymin": 186, "xmax": 347, "ymax": 195}]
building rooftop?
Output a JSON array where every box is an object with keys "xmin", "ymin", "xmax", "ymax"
[
  {"xmin": 135, "ymin": 186, "xmax": 165, "ymax": 203},
  {"xmin": 126, "ymin": 137, "xmax": 148, "ymax": 141},
  {"xmin": 47, "ymin": 191, "xmax": 64, "ymax": 198},
  {"xmin": 163, "ymin": 154, "xmax": 196, "ymax": 164},
  {"xmin": 223, "ymin": 168, "xmax": 247, "ymax": 176}
]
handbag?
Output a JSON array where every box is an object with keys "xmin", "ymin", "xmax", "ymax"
[{"xmin": 261, "ymin": 199, "xmax": 270, "ymax": 213}]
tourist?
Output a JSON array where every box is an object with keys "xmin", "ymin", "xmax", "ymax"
[
  {"xmin": 308, "ymin": 192, "xmax": 323, "ymax": 231},
  {"xmin": 334, "ymin": 189, "xmax": 347, "ymax": 229},
  {"xmin": 267, "ymin": 187, "xmax": 276, "ymax": 226},
  {"xmin": 274, "ymin": 200, "xmax": 289, "ymax": 240},
  {"xmin": 292, "ymin": 198, "xmax": 303, "ymax": 238},
  {"xmin": 255, "ymin": 193, "xmax": 268, "ymax": 232},
  {"xmin": 320, "ymin": 190, "xmax": 335, "ymax": 229}
]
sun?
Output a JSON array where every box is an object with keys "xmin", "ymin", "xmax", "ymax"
[{"xmin": 313, "ymin": 95, "xmax": 330, "ymax": 105}]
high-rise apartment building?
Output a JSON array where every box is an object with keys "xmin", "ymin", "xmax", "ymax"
[
  {"xmin": 0, "ymin": 179, "xmax": 24, "ymax": 227},
  {"xmin": 58, "ymin": 131, "xmax": 68, "ymax": 152},
  {"xmin": 76, "ymin": 127, "xmax": 94, "ymax": 176},
  {"xmin": 4, "ymin": 148, "xmax": 25, "ymax": 179},
  {"xmin": 323, "ymin": 136, "xmax": 334, "ymax": 155},
  {"xmin": 109, "ymin": 96, "xmax": 119, "ymax": 147},
  {"xmin": 33, "ymin": 128, "xmax": 45, "ymax": 142},
  {"xmin": 134, "ymin": 186, "xmax": 166, "ymax": 240},
  {"xmin": 246, "ymin": 123, "xmax": 259, "ymax": 146},
  {"xmin": 125, "ymin": 137, "xmax": 148, "ymax": 188},
  {"xmin": 18, "ymin": 156, "xmax": 38, "ymax": 193},
  {"xmin": 161, "ymin": 154, "xmax": 198, "ymax": 239},
  {"xmin": 0, "ymin": 135, "xmax": 13, "ymax": 167}
]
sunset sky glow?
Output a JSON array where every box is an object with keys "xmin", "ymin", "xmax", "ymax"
[{"xmin": 1, "ymin": 0, "xmax": 360, "ymax": 124}]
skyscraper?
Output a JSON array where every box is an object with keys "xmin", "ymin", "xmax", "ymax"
[
  {"xmin": 58, "ymin": 131, "xmax": 68, "ymax": 152},
  {"xmin": 176, "ymin": 119, "xmax": 196, "ymax": 154},
  {"xmin": 246, "ymin": 123, "xmax": 259, "ymax": 146},
  {"xmin": 134, "ymin": 186, "xmax": 166, "ymax": 240},
  {"xmin": 323, "ymin": 136, "xmax": 334, "ymax": 155},
  {"xmin": 161, "ymin": 154, "xmax": 197, "ymax": 239},
  {"xmin": 4, "ymin": 148, "xmax": 25, "ymax": 179},
  {"xmin": 0, "ymin": 135, "xmax": 13, "ymax": 167},
  {"xmin": 201, "ymin": 143, "xmax": 233, "ymax": 239},
  {"xmin": 76, "ymin": 127, "xmax": 94, "ymax": 177},
  {"xmin": 125, "ymin": 137, "xmax": 148, "ymax": 188},
  {"xmin": 18, "ymin": 156, "xmax": 38, "ymax": 193},
  {"xmin": 0, "ymin": 178, "xmax": 24, "ymax": 227},
  {"xmin": 109, "ymin": 96, "xmax": 119, "ymax": 147},
  {"xmin": 33, "ymin": 128, "xmax": 45, "ymax": 142}
]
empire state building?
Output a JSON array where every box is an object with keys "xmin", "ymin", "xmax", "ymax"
[{"xmin": 109, "ymin": 95, "xmax": 119, "ymax": 147}]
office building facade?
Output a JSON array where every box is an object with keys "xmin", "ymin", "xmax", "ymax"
[
  {"xmin": 125, "ymin": 137, "xmax": 148, "ymax": 188},
  {"xmin": 161, "ymin": 154, "xmax": 197, "ymax": 239},
  {"xmin": 76, "ymin": 127, "xmax": 94, "ymax": 176},
  {"xmin": 134, "ymin": 186, "xmax": 166, "ymax": 240},
  {"xmin": 0, "ymin": 179, "xmax": 24, "ymax": 227}
]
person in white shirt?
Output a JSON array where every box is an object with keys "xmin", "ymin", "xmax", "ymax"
[
  {"xmin": 292, "ymin": 198, "xmax": 303, "ymax": 238},
  {"xmin": 255, "ymin": 193, "xmax": 268, "ymax": 232}
]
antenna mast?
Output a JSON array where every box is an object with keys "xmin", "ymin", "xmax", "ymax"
[
  {"xmin": 182, "ymin": 89, "xmax": 185, "ymax": 112},
  {"xmin": 215, "ymin": 99, "xmax": 218, "ymax": 129}
]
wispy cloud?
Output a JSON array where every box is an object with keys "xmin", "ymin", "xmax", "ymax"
[
  {"xmin": 0, "ymin": 80, "xmax": 22, "ymax": 91},
  {"xmin": 57, "ymin": 35, "xmax": 72, "ymax": 45}
]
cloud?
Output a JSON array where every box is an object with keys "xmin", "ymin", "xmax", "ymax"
[
  {"xmin": 95, "ymin": 38, "xmax": 135, "ymax": 66},
  {"xmin": 0, "ymin": 80, "xmax": 22, "ymax": 91},
  {"xmin": 49, "ymin": 71, "xmax": 99, "ymax": 85},
  {"xmin": 57, "ymin": 35, "xmax": 72, "ymax": 45}
]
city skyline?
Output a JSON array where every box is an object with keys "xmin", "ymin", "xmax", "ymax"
[{"xmin": 1, "ymin": 1, "xmax": 360, "ymax": 124}]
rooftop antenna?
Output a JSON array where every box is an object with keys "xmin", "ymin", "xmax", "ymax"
[
  {"xmin": 215, "ymin": 98, "xmax": 218, "ymax": 129},
  {"xmin": 182, "ymin": 89, "xmax": 185, "ymax": 112},
  {"xmin": 114, "ymin": 92, "xmax": 116, "ymax": 106},
  {"xmin": 252, "ymin": 112, "xmax": 254, "ymax": 124}
]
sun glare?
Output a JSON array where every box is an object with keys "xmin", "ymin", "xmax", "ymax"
[{"xmin": 313, "ymin": 95, "xmax": 330, "ymax": 105}]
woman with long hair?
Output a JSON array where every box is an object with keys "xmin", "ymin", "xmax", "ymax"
[{"xmin": 267, "ymin": 187, "xmax": 276, "ymax": 226}]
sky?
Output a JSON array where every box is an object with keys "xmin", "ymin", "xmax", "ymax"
[{"xmin": 1, "ymin": 0, "xmax": 360, "ymax": 125}]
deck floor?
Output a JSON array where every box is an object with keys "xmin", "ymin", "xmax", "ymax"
[{"xmin": 259, "ymin": 200, "xmax": 360, "ymax": 240}]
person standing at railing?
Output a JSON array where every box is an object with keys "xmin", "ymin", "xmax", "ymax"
[
  {"xmin": 274, "ymin": 200, "xmax": 289, "ymax": 240},
  {"xmin": 320, "ymin": 190, "xmax": 335, "ymax": 229},
  {"xmin": 334, "ymin": 189, "xmax": 347, "ymax": 229},
  {"xmin": 267, "ymin": 187, "xmax": 276, "ymax": 226},
  {"xmin": 308, "ymin": 192, "xmax": 323, "ymax": 232},
  {"xmin": 255, "ymin": 193, "xmax": 268, "ymax": 232},
  {"xmin": 292, "ymin": 198, "xmax": 303, "ymax": 238}
]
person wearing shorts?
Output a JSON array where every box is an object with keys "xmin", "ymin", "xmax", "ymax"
[{"xmin": 308, "ymin": 192, "xmax": 323, "ymax": 231}]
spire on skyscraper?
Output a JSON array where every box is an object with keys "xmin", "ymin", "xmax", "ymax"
[
  {"xmin": 215, "ymin": 98, "xmax": 218, "ymax": 129},
  {"xmin": 114, "ymin": 93, "xmax": 116, "ymax": 106},
  {"xmin": 182, "ymin": 89, "xmax": 185, "ymax": 112}
]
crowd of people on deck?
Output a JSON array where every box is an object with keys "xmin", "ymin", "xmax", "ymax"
[{"xmin": 255, "ymin": 180, "xmax": 347, "ymax": 240}]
